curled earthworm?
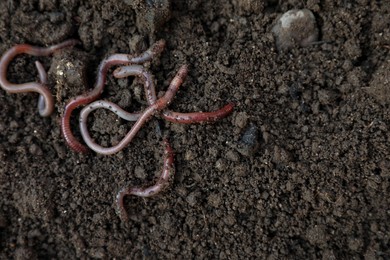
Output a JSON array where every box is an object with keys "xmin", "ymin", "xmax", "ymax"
[
  {"xmin": 61, "ymin": 40, "xmax": 166, "ymax": 153},
  {"xmin": 116, "ymin": 138, "xmax": 174, "ymax": 222},
  {"xmin": 79, "ymin": 65, "xmax": 188, "ymax": 155},
  {"xmin": 0, "ymin": 39, "xmax": 79, "ymax": 116}
]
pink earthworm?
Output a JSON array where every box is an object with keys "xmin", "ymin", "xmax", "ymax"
[
  {"xmin": 0, "ymin": 39, "xmax": 79, "ymax": 116},
  {"xmin": 61, "ymin": 40, "xmax": 166, "ymax": 153},
  {"xmin": 115, "ymin": 138, "xmax": 174, "ymax": 222},
  {"xmin": 79, "ymin": 65, "xmax": 188, "ymax": 155}
]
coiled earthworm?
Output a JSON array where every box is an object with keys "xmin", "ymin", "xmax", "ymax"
[
  {"xmin": 115, "ymin": 138, "xmax": 174, "ymax": 222},
  {"xmin": 0, "ymin": 39, "xmax": 79, "ymax": 116},
  {"xmin": 61, "ymin": 40, "xmax": 166, "ymax": 153},
  {"xmin": 79, "ymin": 65, "xmax": 188, "ymax": 155}
]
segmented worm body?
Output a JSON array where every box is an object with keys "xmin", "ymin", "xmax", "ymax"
[
  {"xmin": 162, "ymin": 102, "xmax": 235, "ymax": 124},
  {"xmin": 113, "ymin": 64, "xmax": 235, "ymax": 124},
  {"xmin": 61, "ymin": 40, "xmax": 166, "ymax": 153},
  {"xmin": 116, "ymin": 138, "xmax": 174, "ymax": 222},
  {"xmin": 0, "ymin": 40, "xmax": 79, "ymax": 116}
]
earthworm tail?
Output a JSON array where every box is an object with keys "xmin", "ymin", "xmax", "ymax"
[
  {"xmin": 0, "ymin": 39, "xmax": 79, "ymax": 116},
  {"xmin": 115, "ymin": 138, "xmax": 174, "ymax": 222},
  {"xmin": 62, "ymin": 40, "xmax": 166, "ymax": 153},
  {"xmin": 162, "ymin": 102, "xmax": 235, "ymax": 124}
]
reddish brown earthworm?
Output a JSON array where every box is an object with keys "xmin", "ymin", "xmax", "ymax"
[
  {"xmin": 79, "ymin": 65, "xmax": 188, "ymax": 155},
  {"xmin": 0, "ymin": 39, "xmax": 79, "ymax": 116},
  {"xmin": 61, "ymin": 40, "xmax": 166, "ymax": 153},
  {"xmin": 116, "ymin": 138, "xmax": 174, "ymax": 222},
  {"xmin": 113, "ymin": 64, "xmax": 235, "ymax": 124},
  {"xmin": 162, "ymin": 102, "xmax": 235, "ymax": 124}
]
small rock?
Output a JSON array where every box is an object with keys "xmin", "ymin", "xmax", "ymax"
[
  {"xmin": 236, "ymin": 123, "xmax": 260, "ymax": 156},
  {"xmin": 272, "ymin": 9, "xmax": 319, "ymax": 51}
]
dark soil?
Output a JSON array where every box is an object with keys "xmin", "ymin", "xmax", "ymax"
[{"xmin": 1, "ymin": 0, "xmax": 389, "ymax": 259}]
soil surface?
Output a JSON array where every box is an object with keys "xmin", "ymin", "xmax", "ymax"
[{"xmin": 1, "ymin": 0, "xmax": 389, "ymax": 259}]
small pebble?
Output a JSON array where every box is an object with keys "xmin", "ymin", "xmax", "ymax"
[
  {"xmin": 235, "ymin": 123, "xmax": 260, "ymax": 156},
  {"xmin": 272, "ymin": 9, "xmax": 319, "ymax": 51}
]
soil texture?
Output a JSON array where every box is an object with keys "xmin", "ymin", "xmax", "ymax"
[{"xmin": 0, "ymin": 0, "xmax": 389, "ymax": 259}]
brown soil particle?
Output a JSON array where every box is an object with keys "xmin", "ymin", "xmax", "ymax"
[{"xmin": 0, "ymin": 0, "xmax": 389, "ymax": 259}]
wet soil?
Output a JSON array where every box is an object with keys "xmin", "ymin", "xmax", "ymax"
[{"xmin": 0, "ymin": 0, "xmax": 389, "ymax": 259}]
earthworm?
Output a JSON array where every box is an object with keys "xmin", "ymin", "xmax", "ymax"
[
  {"xmin": 0, "ymin": 39, "xmax": 79, "ymax": 116},
  {"xmin": 162, "ymin": 102, "xmax": 235, "ymax": 124},
  {"xmin": 79, "ymin": 65, "xmax": 188, "ymax": 155},
  {"xmin": 113, "ymin": 63, "xmax": 234, "ymax": 124},
  {"xmin": 61, "ymin": 40, "xmax": 166, "ymax": 153},
  {"xmin": 115, "ymin": 138, "xmax": 174, "ymax": 222}
]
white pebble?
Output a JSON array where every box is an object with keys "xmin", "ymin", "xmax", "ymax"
[{"xmin": 272, "ymin": 9, "xmax": 319, "ymax": 51}]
